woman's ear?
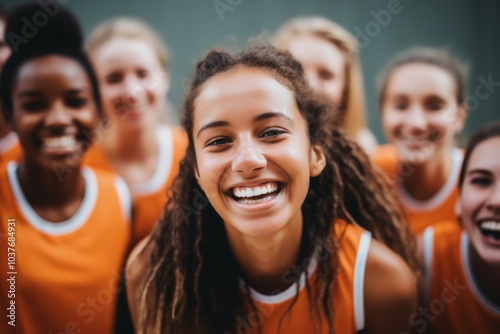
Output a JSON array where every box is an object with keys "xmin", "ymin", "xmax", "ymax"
[{"xmin": 310, "ymin": 144, "xmax": 326, "ymax": 177}]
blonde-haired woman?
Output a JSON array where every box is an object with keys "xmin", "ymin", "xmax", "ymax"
[
  {"xmin": 274, "ymin": 16, "xmax": 377, "ymax": 154},
  {"xmin": 85, "ymin": 18, "xmax": 187, "ymax": 247}
]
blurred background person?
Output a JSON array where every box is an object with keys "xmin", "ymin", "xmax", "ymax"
[
  {"xmin": 0, "ymin": 4, "xmax": 131, "ymax": 333},
  {"xmin": 85, "ymin": 18, "xmax": 187, "ymax": 247},
  {"xmin": 273, "ymin": 16, "xmax": 378, "ymax": 154},
  {"xmin": 373, "ymin": 47, "xmax": 467, "ymax": 235}
]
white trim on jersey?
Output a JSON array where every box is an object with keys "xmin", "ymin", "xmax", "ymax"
[
  {"xmin": 461, "ymin": 233, "xmax": 500, "ymax": 315},
  {"xmin": 241, "ymin": 255, "xmax": 318, "ymax": 304},
  {"xmin": 422, "ymin": 226, "xmax": 435, "ymax": 304},
  {"xmin": 7, "ymin": 161, "xmax": 97, "ymax": 235},
  {"xmin": 130, "ymin": 125, "xmax": 173, "ymax": 197},
  {"xmin": 398, "ymin": 147, "xmax": 462, "ymax": 211},
  {"xmin": 0, "ymin": 131, "xmax": 19, "ymax": 154},
  {"xmin": 115, "ymin": 176, "xmax": 132, "ymax": 223},
  {"xmin": 353, "ymin": 230, "xmax": 372, "ymax": 332}
]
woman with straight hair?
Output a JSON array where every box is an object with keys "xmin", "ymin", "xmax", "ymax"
[
  {"xmin": 273, "ymin": 16, "xmax": 378, "ymax": 154},
  {"xmin": 373, "ymin": 47, "xmax": 468, "ymax": 235},
  {"xmin": 85, "ymin": 18, "xmax": 187, "ymax": 247}
]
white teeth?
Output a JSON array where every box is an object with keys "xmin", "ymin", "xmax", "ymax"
[
  {"xmin": 43, "ymin": 135, "xmax": 77, "ymax": 149},
  {"xmin": 480, "ymin": 221, "xmax": 500, "ymax": 232},
  {"xmin": 239, "ymin": 196, "xmax": 274, "ymax": 205},
  {"xmin": 232, "ymin": 182, "xmax": 279, "ymax": 199}
]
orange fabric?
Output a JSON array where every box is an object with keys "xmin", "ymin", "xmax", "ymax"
[
  {"xmin": 0, "ymin": 165, "xmax": 131, "ymax": 334},
  {"xmin": 248, "ymin": 221, "xmax": 365, "ymax": 334},
  {"xmin": 83, "ymin": 126, "xmax": 188, "ymax": 246},
  {"xmin": 372, "ymin": 144, "xmax": 459, "ymax": 235},
  {"xmin": 426, "ymin": 222, "xmax": 500, "ymax": 333}
]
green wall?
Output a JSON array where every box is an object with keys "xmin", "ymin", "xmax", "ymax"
[{"xmin": 5, "ymin": 0, "xmax": 500, "ymax": 143}]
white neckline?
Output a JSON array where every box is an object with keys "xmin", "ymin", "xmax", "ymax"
[
  {"xmin": 240, "ymin": 255, "xmax": 318, "ymax": 304},
  {"xmin": 398, "ymin": 147, "xmax": 462, "ymax": 211},
  {"xmin": 7, "ymin": 161, "xmax": 98, "ymax": 235},
  {"xmin": 460, "ymin": 233, "xmax": 500, "ymax": 315},
  {"xmin": 240, "ymin": 231, "xmax": 371, "ymax": 332},
  {"xmin": 0, "ymin": 131, "xmax": 19, "ymax": 154},
  {"xmin": 129, "ymin": 125, "xmax": 173, "ymax": 197}
]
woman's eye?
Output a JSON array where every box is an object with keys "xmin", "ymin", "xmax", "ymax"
[
  {"xmin": 137, "ymin": 69, "xmax": 150, "ymax": 79},
  {"xmin": 319, "ymin": 70, "xmax": 334, "ymax": 80},
  {"xmin": 425, "ymin": 97, "xmax": 446, "ymax": 111},
  {"xmin": 67, "ymin": 98, "xmax": 88, "ymax": 108},
  {"xmin": 106, "ymin": 72, "xmax": 123, "ymax": 84},
  {"xmin": 206, "ymin": 137, "xmax": 231, "ymax": 147},
  {"xmin": 261, "ymin": 128, "xmax": 286, "ymax": 138},
  {"xmin": 394, "ymin": 101, "xmax": 408, "ymax": 110},
  {"xmin": 21, "ymin": 100, "xmax": 47, "ymax": 111},
  {"xmin": 426, "ymin": 103, "xmax": 444, "ymax": 111},
  {"xmin": 470, "ymin": 177, "xmax": 492, "ymax": 186}
]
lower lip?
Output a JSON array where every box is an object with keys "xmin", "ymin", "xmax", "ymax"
[{"xmin": 229, "ymin": 188, "xmax": 283, "ymax": 213}]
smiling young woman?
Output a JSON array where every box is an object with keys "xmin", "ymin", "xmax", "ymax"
[
  {"xmin": 84, "ymin": 18, "xmax": 187, "ymax": 247},
  {"xmin": 273, "ymin": 16, "xmax": 378, "ymax": 154},
  {"xmin": 0, "ymin": 4, "xmax": 131, "ymax": 333},
  {"xmin": 417, "ymin": 123, "xmax": 500, "ymax": 334},
  {"xmin": 372, "ymin": 47, "xmax": 468, "ymax": 235},
  {"xmin": 126, "ymin": 45, "xmax": 419, "ymax": 334}
]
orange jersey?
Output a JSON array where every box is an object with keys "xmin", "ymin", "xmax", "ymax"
[
  {"xmin": 421, "ymin": 222, "xmax": 500, "ymax": 334},
  {"xmin": 84, "ymin": 125, "xmax": 188, "ymax": 246},
  {"xmin": 243, "ymin": 221, "xmax": 372, "ymax": 333},
  {"xmin": 0, "ymin": 162, "xmax": 131, "ymax": 334},
  {"xmin": 372, "ymin": 144, "xmax": 462, "ymax": 235},
  {"xmin": 0, "ymin": 132, "xmax": 22, "ymax": 166}
]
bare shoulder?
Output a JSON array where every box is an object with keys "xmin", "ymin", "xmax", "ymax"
[
  {"xmin": 126, "ymin": 236, "xmax": 154, "ymax": 329},
  {"xmin": 364, "ymin": 238, "xmax": 418, "ymax": 334}
]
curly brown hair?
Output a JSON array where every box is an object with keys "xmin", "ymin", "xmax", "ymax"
[{"xmin": 136, "ymin": 45, "xmax": 417, "ymax": 333}]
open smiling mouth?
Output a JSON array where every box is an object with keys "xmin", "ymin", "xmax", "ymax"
[
  {"xmin": 42, "ymin": 135, "xmax": 77, "ymax": 149},
  {"xmin": 478, "ymin": 220, "xmax": 500, "ymax": 241},
  {"xmin": 228, "ymin": 181, "xmax": 284, "ymax": 205}
]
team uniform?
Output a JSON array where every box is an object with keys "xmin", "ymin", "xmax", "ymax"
[
  {"xmin": 0, "ymin": 131, "xmax": 22, "ymax": 166},
  {"xmin": 421, "ymin": 222, "xmax": 500, "ymax": 333},
  {"xmin": 0, "ymin": 162, "xmax": 131, "ymax": 334},
  {"xmin": 372, "ymin": 144, "xmax": 463, "ymax": 235},
  {"xmin": 84, "ymin": 125, "xmax": 187, "ymax": 246},
  {"xmin": 244, "ymin": 220, "xmax": 372, "ymax": 333}
]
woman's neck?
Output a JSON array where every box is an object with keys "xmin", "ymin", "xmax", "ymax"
[
  {"xmin": 470, "ymin": 242, "xmax": 500, "ymax": 307},
  {"xmin": 104, "ymin": 124, "xmax": 158, "ymax": 162},
  {"xmin": 17, "ymin": 160, "xmax": 85, "ymax": 221},
  {"xmin": 226, "ymin": 220, "xmax": 303, "ymax": 295},
  {"xmin": 402, "ymin": 147, "xmax": 453, "ymax": 201}
]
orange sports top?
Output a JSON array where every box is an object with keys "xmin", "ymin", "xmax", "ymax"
[
  {"xmin": 421, "ymin": 222, "xmax": 500, "ymax": 334},
  {"xmin": 243, "ymin": 221, "xmax": 372, "ymax": 334},
  {"xmin": 84, "ymin": 125, "xmax": 187, "ymax": 246},
  {"xmin": 372, "ymin": 144, "xmax": 462, "ymax": 235},
  {"xmin": 0, "ymin": 162, "xmax": 131, "ymax": 334},
  {"xmin": 0, "ymin": 132, "xmax": 22, "ymax": 166}
]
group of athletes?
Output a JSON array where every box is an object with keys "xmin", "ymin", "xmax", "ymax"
[{"xmin": 0, "ymin": 2, "xmax": 498, "ymax": 334}]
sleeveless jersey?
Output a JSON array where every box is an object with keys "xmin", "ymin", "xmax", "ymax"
[
  {"xmin": 372, "ymin": 144, "xmax": 462, "ymax": 235},
  {"xmin": 0, "ymin": 162, "xmax": 131, "ymax": 334}
]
